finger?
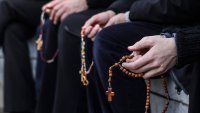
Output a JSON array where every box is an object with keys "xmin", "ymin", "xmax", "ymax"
[
  {"xmin": 91, "ymin": 37, "xmax": 95, "ymax": 42},
  {"xmin": 83, "ymin": 26, "xmax": 93, "ymax": 36},
  {"xmin": 45, "ymin": 8, "xmax": 51, "ymax": 14},
  {"xmin": 126, "ymin": 55, "xmax": 141, "ymax": 63},
  {"xmin": 50, "ymin": 1, "xmax": 64, "ymax": 21},
  {"xmin": 98, "ymin": 27, "xmax": 102, "ymax": 32},
  {"xmin": 128, "ymin": 37, "xmax": 154, "ymax": 51},
  {"xmin": 142, "ymin": 68, "xmax": 163, "ymax": 79},
  {"xmin": 91, "ymin": 27, "xmax": 102, "ymax": 41},
  {"xmin": 88, "ymin": 24, "xmax": 100, "ymax": 38},
  {"xmin": 130, "ymin": 62, "xmax": 159, "ymax": 74},
  {"xmin": 60, "ymin": 12, "xmax": 70, "ymax": 21},
  {"xmin": 122, "ymin": 52, "xmax": 152, "ymax": 70},
  {"xmin": 83, "ymin": 16, "xmax": 97, "ymax": 28},
  {"xmin": 130, "ymin": 51, "xmax": 141, "ymax": 56},
  {"xmin": 53, "ymin": 4, "xmax": 66, "ymax": 23},
  {"xmin": 42, "ymin": 0, "xmax": 61, "ymax": 11}
]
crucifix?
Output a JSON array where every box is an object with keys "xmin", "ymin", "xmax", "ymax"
[{"xmin": 106, "ymin": 88, "xmax": 115, "ymax": 102}]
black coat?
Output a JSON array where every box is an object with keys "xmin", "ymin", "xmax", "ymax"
[{"xmin": 130, "ymin": 0, "xmax": 200, "ymax": 25}]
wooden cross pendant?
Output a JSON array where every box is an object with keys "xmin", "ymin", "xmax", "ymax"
[{"xmin": 106, "ymin": 88, "xmax": 115, "ymax": 102}]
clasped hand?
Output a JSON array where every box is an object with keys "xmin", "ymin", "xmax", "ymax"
[
  {"xmin": 82, "ymin": 10, "xmax": 127, "ymax": 40},
  {"xmin": 42, "ymin": 0, "xmax": 88, "ymax": 24},
  {"xmin": 122, "ymin": 35, "xmax": 177, "ymax": 79}
]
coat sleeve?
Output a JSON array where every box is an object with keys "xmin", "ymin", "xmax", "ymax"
[
  {"xmin": 162, "ymin": 26, "xmax": 200, "ymax": 66},
  {"xmin": 129, "ymin": 0, "xmax": 200, "ymax": 25},
  {"xmin": 174, "ymin": 26, "xmax": 200, "ymax": 66}
]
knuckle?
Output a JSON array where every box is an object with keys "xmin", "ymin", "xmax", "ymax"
[{"xmin": 143, "ymin": 36, "xmax": 153, "ymax": 44}]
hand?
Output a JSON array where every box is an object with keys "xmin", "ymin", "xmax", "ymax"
[
  {"xmin": 122, "ymin": 35, "xmax": 177, "ymax": 79},
  {"xmin": 42, "ymin": 0, "xmax": 88, "ymax": 24},
  {"xmin": 82, "ymin": 10, "xmax": 116, "ymax": 39},
  {"xmin": 104, "ymin": 13, "xmax": 126, "ymax": 27}
]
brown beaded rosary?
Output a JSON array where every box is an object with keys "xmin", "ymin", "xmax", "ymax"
[
  {"xmin": 107, "ymin": 55, "xmax": 170, "ymax": 113},
  {"xmin": 36, "ymin": 11, "xmax": 59, "ymax": 63}
]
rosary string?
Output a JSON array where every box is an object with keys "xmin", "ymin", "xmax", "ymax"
[{"xmin": 36, "ymin": 11, "xmax": 59, "ymax": 63}]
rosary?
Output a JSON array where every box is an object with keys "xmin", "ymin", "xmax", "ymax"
[
  {"xmin": 36, "ymin": 12, "xmax": 59, "ymax": 63},
  {"xmin": 80, "ymin": 28, "xmax": 170, "ymax": 113},
  {"xmin": 79, "ymin": 28, "xmax": 94, "ymax": 86},
  {"xmin": 107, "ymin": 55, "xmax": 170, "ymax": 113}
]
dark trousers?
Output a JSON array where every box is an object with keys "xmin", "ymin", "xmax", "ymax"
[
  {"xmin": 36, "ymin": 9, "xmax": 104, "ymax": 113},
  {"xmin": 93, "ymin": 22, "xmax": 163, "ymax": 113},
  {"xmin": 0, "ymin": 0, "xmax": 47, "ymax": 112}
]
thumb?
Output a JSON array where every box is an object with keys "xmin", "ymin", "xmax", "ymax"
[{"xmin": 128, "ymin": 37, "xmax": 153, "ymax": 51}]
